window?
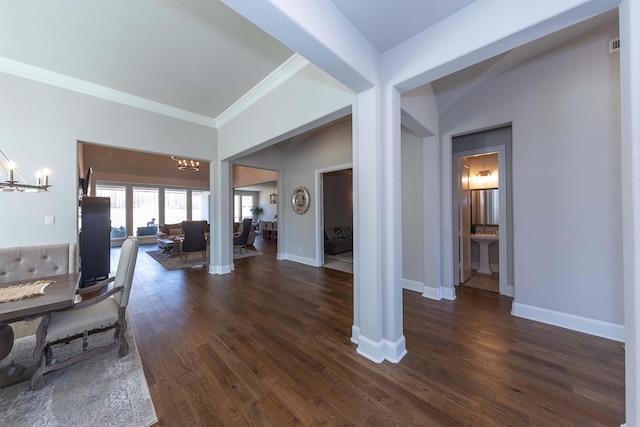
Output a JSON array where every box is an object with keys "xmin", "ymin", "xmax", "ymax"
[
  {"xmin": 95, "ymin": 184, "xmax": 127, "ymax": 239},
  {"xmin": 165, "ymin": 189, "xmax": 187, "ymax": 224},
  {"xmin": 192, "ymin": 191, "xmax": 208, "ymax": 221},
  {"xmin": 234, "ymin": 194, "xmax": 254, "ymax": 222},
  {"xmin": 133, "ymin": 187, "xmax": 158, "ymax": 236}
]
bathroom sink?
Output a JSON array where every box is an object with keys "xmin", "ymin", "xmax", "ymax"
[
  {"xmin": 470, "ymin": 234, "xmax": 498, "ymax": 274},
  {"xmin": 470, "ymin": 233, "xmax": 499, "ymax": 243}
]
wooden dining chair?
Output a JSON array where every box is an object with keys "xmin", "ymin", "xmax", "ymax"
[
  {"xmin": 30, "ymin": 236, "xmax": 139, "ymax": 390},
  {"xmin": 265, "ymin": 221, "xmax": 273, "ymax": 241}
]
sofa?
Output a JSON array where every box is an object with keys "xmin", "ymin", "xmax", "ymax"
[
  {"xmin": 324, "ymin": 225, "xmax": 353, "ymax": 255},
  {"xmin": 156, "ymin": 223, "xmax": 184, "ymax": 248}
]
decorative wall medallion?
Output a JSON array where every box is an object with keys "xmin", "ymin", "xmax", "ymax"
[{"xmin": 291, "ymin": 186, "xmax": 311, "ymax": 214}]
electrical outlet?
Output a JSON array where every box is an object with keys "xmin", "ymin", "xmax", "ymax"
[{"xmin": 45, "ymin": 216, "xmax": 55, "ymax": 225}]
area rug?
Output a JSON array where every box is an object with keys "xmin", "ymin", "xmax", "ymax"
[
  {"xmin": 325, "ymin": 250, "xmax": 353, "ymax": 264},
  {"xmin": 234, "ymin": 248, "xmax": 262, "ymax": 259},
  {"xmin": 147, "ymin": 249, "xmax": 208, "ymax": 270},
  {"xmin": 0, "ymin": 325, "xmax": 157, "ymax": 427}
]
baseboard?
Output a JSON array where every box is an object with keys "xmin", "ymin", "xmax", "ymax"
[
  {"xmin": 356, "ymin": 334, "xmax": 407, "ymax": 363},
  {"xmin": 276, "ymin": 253, "xmax": 286, "ymax": 261},
  {"xmin": 208, "ymin": 264, "xmax": 232, "ymax": 275},
  {"xmin": 351, "ymin": 325, "xmax": 360, "ymax": 344},
  {"xmin": 422, "ymin": 285, "xmax": 456, "ymax": 301},
  {"xmin": 402, "ymin": 278, "xmax": 423, "ymax": 293},
  {"xmin": 283, "ymin": 253, "xmax": 319, "ymax": 267},
  {"xmin": 511, "ymin": 302, "xmax": 625, "ymax": 342}
]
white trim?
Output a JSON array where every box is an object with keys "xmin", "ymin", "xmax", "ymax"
[
  {"xmin": 351, "ymin": 324, "xmax": 360, "ymax": 344},
  {"xmin": 452, "ymin": 143, "xmax": 512, "ymax": 297},
  {"xmin": 0, "ymin": 56, "xmax": 217, "ymax": 128},
  {"xmin": 276, "ymin": 252, "xmax": 286, "ymax": 260},
  {"xmin": 421, "ymin": 285, "xmax": 443, "ymax": 300},
  {"xmin": 402, "ymin": 278, "xmax": 423, "ymax": 293},
  {"xmin": 422, "ymin": 285, "xmax": 457, "ymax": 301},
  {"xmin": 356, "ymin": 335, "xmax": 384, "ymax": 363},
  {"xmin": 282, "ymin": 253, "xmax": 319, "ymax": 267},
  {"xmin": 384, "ymin": 335, "xmax": 408, "ymax": 363},
  {"xmin": 217, "ymin": 54, "xmax": 310, "ymax": 127},
  {"xmin": 440, "ymin": 286, "xmax": 456, "ymax": 300},
  {"xmin": 512, "ymin": 302, "xmax": 625, "ymax": 342},
  {"xmin": 356, "ymin": 334, "xmax": 408, "ymax": 363},
  {"xmin": 315, "ymin": 162, "xmax": 354, "ymax": 268},
  {"xmin": 209, "ymin": 264, "xmax": 232, "ymax": 275}
]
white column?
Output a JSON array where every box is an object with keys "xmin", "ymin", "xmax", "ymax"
[
  {"xmin": 621, "ymin": 0, "xmax": 640, "ymax": 424},
  {"xmin": 352, "ymin": 86, "xmax": 406, "ymax": 363},
  {"xmin": 209, "ymin": 160, "xmax": 233, "ymax": 275}
]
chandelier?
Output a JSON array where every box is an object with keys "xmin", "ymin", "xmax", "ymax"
[
  {"xmin": 171, "ymin": 156, "xmax": 200, "ymax": 171},
  {"xmin": 0, "ymin": 150, "xmax": 51, "ymax": 192}
]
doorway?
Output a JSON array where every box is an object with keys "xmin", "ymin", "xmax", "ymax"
[
  {"xmin": 452, "ymin": 126, "xmax": 513, "ymax": 297},
  {"xmin": 316, "ymin": 166, "xmax": 353, "ymax": 273}
]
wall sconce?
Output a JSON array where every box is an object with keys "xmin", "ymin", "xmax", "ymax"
[
  {"xmin": 0, "ymin": 149, "xmax": 51, "ymax": 192},
  {"xmin": 472, "ymin": 169, "xmax": 498, "ymax": 188}
]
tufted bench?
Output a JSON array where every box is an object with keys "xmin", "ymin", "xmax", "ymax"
[{"xmin": 0, "ymin": 243, "xmax": 77, "ymax": 284}]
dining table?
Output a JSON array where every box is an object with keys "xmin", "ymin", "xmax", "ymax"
[{"xmin": 0, "ymin": 271, "xmax": 81, "ymax": 387}]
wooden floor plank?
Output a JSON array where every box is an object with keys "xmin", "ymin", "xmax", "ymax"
[{"xmin": 116, "ymin": 241, "xmax": 625, "ymax": 426}]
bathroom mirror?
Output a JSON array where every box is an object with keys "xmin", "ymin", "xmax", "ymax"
[{"xmin": 471, "ymin": 188, "xmax": 499, "ymax": 225}]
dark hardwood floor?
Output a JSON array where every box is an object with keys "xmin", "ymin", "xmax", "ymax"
[{"xmin": 115, "ymin": 240, "xmax": 625, "ymax": 426}]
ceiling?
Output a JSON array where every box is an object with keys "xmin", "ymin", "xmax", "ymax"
[
  {"xmin": 0, "ymin": 1, "xmax": 618, "ymax": 125},
  {"xmin": 330, "ymin": 0, "xmax": 477, "ymax": 53}
]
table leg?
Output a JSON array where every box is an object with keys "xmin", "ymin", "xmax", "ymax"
[
  {"xmin": 30, "ymin": 313, "xmax": 51, "ymax": 390},
  {"xmin": 0, "ymin": 323, "xmax": 13, "ymax": 361}
]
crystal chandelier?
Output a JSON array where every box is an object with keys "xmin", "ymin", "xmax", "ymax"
[{"xmin": 0, "ymin": 150, "xmax": 51, "ymax": 192}]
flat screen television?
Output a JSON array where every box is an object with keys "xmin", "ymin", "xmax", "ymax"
[{"xmin": 79, "ymin": 166, "xmax": 93, "ymax": 197}]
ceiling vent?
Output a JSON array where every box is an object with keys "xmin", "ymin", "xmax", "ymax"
[{"xmin": 609, "ymin": 38, "xmax": 620, "ymax": 53}]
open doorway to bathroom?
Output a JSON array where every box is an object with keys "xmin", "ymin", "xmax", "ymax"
[{"xmin": 452, "ymin": 125, "xmax": 513, "ymax": 297}]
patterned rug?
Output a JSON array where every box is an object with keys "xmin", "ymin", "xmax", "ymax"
[
  {"xmin": 0, "ymin": 323, "xmax": 157, "ymax": 427},
  {"xmin": 233, "ymin": 248, "xmax": 262, "ymax": 259},
  {"xmin": 324, "ymin": 251, "xmax": 353, "ymax": 264},
  {"xmin": 147, "ymin": 249, "xmax": 208, "ymax": 270}
]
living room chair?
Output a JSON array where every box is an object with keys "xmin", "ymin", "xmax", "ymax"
[
  {"xmin": 30, "ymin": 236, "xmax": 139, "ymax": 390},
  {"xmin": 233, "ymin": 218, "xmax": 253, "ymax": 254},
  {"xmin": 180, "ymin": 220, "xmax": 208, "ymax": 262}
]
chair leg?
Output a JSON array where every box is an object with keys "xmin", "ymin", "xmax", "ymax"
[{"xmin": 117, "ymin": 308, "xmax": 129, "ymax": 358}]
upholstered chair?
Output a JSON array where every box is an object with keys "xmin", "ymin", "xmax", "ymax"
[
  {"xmin": 180, "ymin": 220, "xmax": 208, "ymax": 262},
  {"xmin": 30, "ymin": 236, "xmax": 139, "ymax": 390},
  {"xmin": 233, "ymin": 218, "xmax": 253, "ymax": 254}
]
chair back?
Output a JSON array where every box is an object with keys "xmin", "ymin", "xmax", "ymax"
[
  {"xmin": 181, "ymin": 220, "xmax": 208, "ymax": 252},
  {"xmin": 234, "ymin": 218, "xmax": 253, "ymax": 245},
  {"xmin": 114, "ymin": 236, "xmax": 139, "ymax": 308}
]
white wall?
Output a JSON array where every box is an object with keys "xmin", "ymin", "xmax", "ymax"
[
  {"xmin": 284, "ymin": 120, "xmax": 352, "ymax": 263},
  {"xmin": 401, "ymin": 128, "xmax": 425, "ymax": 288},
  {"xmin": 0, "ymin": 72, "xmax": 216, "ymax": 248},
  {"xmin": 440, "ymin": 22, "xmax": 623, "ymax": 331},
  {"xmin": 258, "ymin": 189, "xmax": 278, "ymax": 221}
]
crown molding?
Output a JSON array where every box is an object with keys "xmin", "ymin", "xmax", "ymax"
[
  {"xmin": 216, "ymin": 53, "xmax": 310, "ymax": 127},
  {"xmin": 0, "ymin": 56, "xmax": 217, "ymax": 128}
]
